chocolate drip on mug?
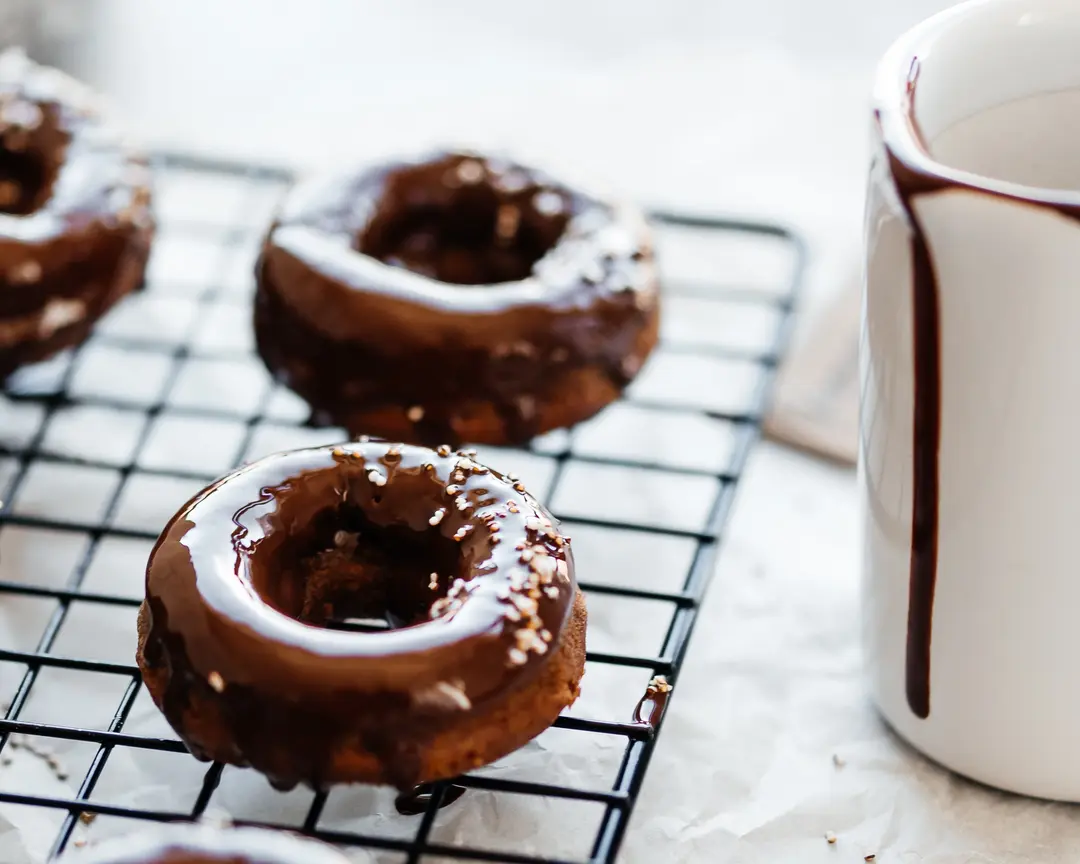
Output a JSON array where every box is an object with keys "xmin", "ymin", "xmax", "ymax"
[
  {"xmin": 895, "ymin": 173, "xmax": 940, "ymax": 721},
  {"xmin": 881, "ymin": 59, "xmax": 947, "ymax": 720},
  {"xmin": 879, "ymin": 59, "xmax": 1080, "ymax": 719}
]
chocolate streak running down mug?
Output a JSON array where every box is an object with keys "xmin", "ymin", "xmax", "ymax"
[{"xmin": 861, "ymin": 0, "xmax": 1080, "ymax": 801}]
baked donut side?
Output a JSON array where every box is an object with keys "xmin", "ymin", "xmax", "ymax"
[
  {"xmin": 137, "ymin": 441, "xmax": 586, "ymax": 790},
  {"xmin": 63, "ymin": 823, "xmax": 350, "ymax": 864},
  {"xmin": 254, "ymin": 151, "xmax": 658, "ymax": 446},
  {"xmin": 0, "ymin": 49, "xmax": 153, "ymax": 378}
]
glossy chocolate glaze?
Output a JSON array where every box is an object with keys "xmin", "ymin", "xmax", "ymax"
[
  {"xmin": 877, "ymin": 60, "xmax": 1080, "ymax": 719},
  {"xmin": 0, "ymin": 49, "xmax": 153, "ymax": 378},
  {"xmin": 140, "ymin": 441, "xmax": 576, "ymax": 790},
  {"xmin": 254, "ymin": 150, "xmax": 658, "ymax": 445},
  {"xmin": 632, "ymin": 675, "xmax": 671, "ymax": 728},
  {"xmin": 66, "ymin": 823, "xmax": 349, "ymax": 864},
  {"xmin": 394, "ymin": 780, "xmax": 467, "ymax": 815}
]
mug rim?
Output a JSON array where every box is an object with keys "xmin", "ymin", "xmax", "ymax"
[{"xmin": 875, "ymin": 0, "xmax": 1080, "ymax": 209}]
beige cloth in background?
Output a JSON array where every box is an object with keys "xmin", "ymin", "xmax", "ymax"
[{"xmin": 764, "ymin": 272, "xmax": 861, "ymax": 466}]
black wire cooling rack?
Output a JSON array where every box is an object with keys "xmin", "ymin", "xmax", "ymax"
[{"xmin": 0, "ymin": 152, "xmax": 804, "ymax": 864}]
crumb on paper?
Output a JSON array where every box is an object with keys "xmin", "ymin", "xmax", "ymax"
[
  {"xmin": 825, "ymin": 831, "xmax": 837, "ymax": 844},
  {"xmin": 864, "ymin": 856, "xmax": 876, "ymax": 862},
  {"xmin": 832, "ymin": 753, "xmax": 846, "ymax": 768},
  {"xmin": 78, "ymin": 811, "xmax": 96, "ymax": 825}
]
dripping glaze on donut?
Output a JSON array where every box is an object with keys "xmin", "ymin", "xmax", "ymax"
[
  {"xmin": 137, "ymin": 440, "xmax": 586, "ymax": 790},
  {"xmin": 255, "ymin": 149, "xmax": 659, "ymax": 446},
  {"xmin": 0, "ymin": 49, "xmax": 153, "ymax": 378},
  {"xmin": 64, "ymin": 823, "xmax": 351, "ymax": 864}
]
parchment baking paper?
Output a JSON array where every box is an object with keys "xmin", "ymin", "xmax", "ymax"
[{"xmin": 1, "ymin": 162, "xmax": 1070, "ymax": 864}]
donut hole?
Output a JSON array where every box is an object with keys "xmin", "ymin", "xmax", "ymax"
[
  {"xmin": 0, "ymin": 145, "xmax": 57, "ymax": 215},
  {"xmin": 256, "ymin": 502, "xmax": 463, "ymax": 632},
  {"xmin": 0, "ymin": 104, "xmax": 65, "ymax": 216},
  {"xmin": 357, "ymin": 156, "xmax": 572, "ymax": 285}
]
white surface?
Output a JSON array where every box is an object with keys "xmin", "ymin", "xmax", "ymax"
[
  {"xmin": 56, "ymin": 0, "xmax": 954, "ymax": 313},
  {"xmin": 8, "ymin": 2, "xmax": 1077, "ymax": 862},
  {"xmin": 863, "ymin": 0, "xmax": 1080, "ymax": 801}
]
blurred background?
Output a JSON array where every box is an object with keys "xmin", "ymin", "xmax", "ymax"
[
  {"xmin": 21, "ymin": 0, "xmax": 955, "ymax": 310},
  {"xmin": 10, "ymin": 0, "xmax": 960, "ymax": 463}
]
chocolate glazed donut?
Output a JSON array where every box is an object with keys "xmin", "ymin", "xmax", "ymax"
[
  {"xmin": 64, "ymin": 823, "xmax": 350, "ymax": 864},
  {"xmin": 137, "ymin": 441, "xmax": 586, "ymax": 791},
  {"xmin": 0, "ymin": 50, "xmax": 153, "ymax": 378},
  {"xmin": 254, "ymin": 150, "xmax": 659, "ymax": 446}
]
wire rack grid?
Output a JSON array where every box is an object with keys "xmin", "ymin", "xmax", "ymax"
[{"xmin": 0, "ymin": 152, "xmax": 804, "ymax": 864}]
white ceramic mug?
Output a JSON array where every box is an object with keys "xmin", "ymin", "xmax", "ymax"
[{"xmin": 861, "ymin": 0, "xmax": 1080, "ymax": 800}]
